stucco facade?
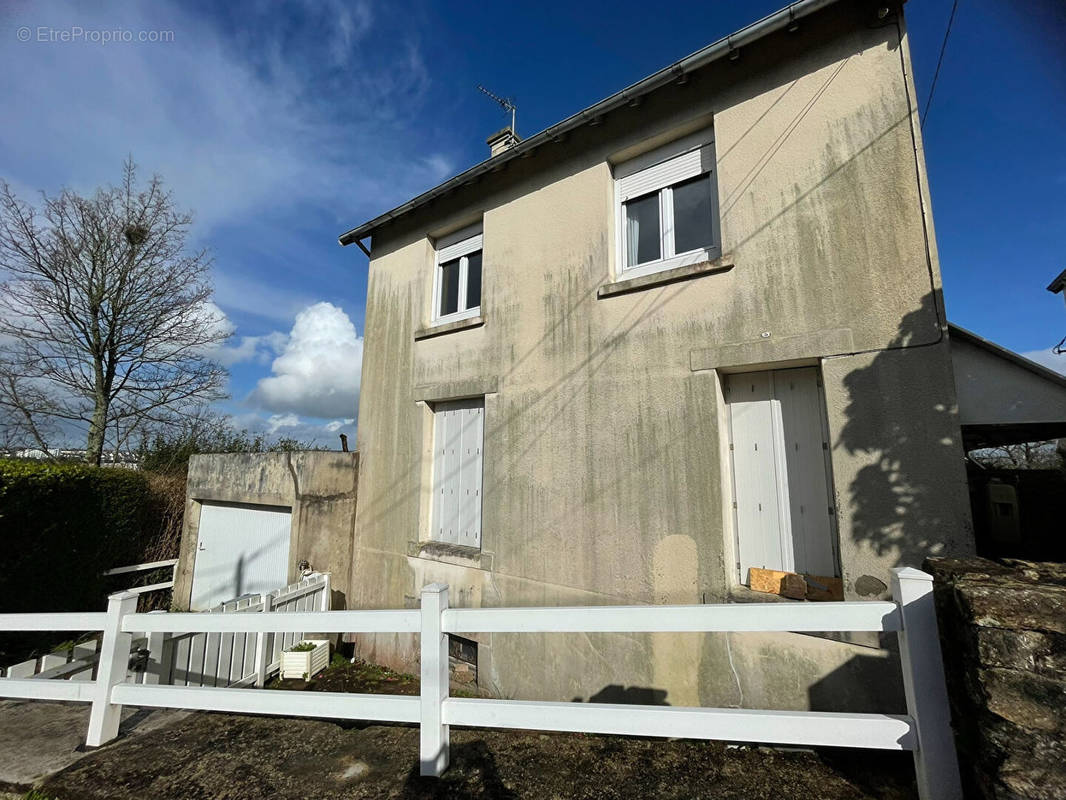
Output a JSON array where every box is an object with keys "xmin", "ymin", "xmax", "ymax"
[
  {"xmin": 173, "ymin": 451, "xmax": 358, "ymax": 611},
  {"xmin": 348, "ymin": 1, "xmax": 974, "ymax": 710}
]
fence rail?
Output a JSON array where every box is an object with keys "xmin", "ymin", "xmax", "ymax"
[
  {"xmin": 103, "ymin": 558, "xmax": 179, "ymax": 596},
  {"xmin": 0, "ymin": 567, "xmax": 962, "ymax": 799}
]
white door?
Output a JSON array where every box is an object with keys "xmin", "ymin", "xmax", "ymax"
[
  {"xmin": 431, "ymin": 398, "xmax": 484, "ymax": 548},
  {"xmin": 726, "ymin": 367, "xmax": 837, "ymax": 582},
  {"xmin": 190, "ymin": 502, "xmax": 291, "ymax": 610}
]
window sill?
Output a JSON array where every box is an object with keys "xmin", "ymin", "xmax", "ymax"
[
  {"xmin": 414, "ymin": 315, "xmax": 484, "ymax": 340},
  {"xmin": 597, "ymin": 259, "xmax": 734, "ymax": 298},
  {"xmin": 407, "ymin": 540, "xmax": 493, "ymax": 571}
]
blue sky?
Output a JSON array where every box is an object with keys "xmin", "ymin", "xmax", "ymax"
[{"xmin": 1, "ymin": 0, "xmax": 1063, "ymax": 445}]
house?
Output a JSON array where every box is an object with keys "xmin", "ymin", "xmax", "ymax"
[{"xmin": 337, "ymin": 0, "xmax": 979, "ymax": 711}]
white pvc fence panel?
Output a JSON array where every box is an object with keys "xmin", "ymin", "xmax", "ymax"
[
  {"xmin": 157, "ymin": 572, "xmax": 330, "ymax": 688},
  {"xmin": 0, "ymin": 567, "xmax": 961, "ymax": 800}
]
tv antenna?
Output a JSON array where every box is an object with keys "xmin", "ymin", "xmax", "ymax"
[{"xmin": 478, "ymin": 85, "xmax": 517, "ymax": 135}]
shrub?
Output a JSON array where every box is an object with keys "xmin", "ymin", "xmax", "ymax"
[{"xmin": 0, "ymin": 459, "xmax": 176, "ymax": 659}]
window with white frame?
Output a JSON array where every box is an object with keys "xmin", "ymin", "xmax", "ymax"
[
  {"xmin": 433, "ymin": 224, "xmax": 483, "ymax": 323},
  {"xmin": 615, "ymin": 130, "xmax": 720, "ymax": 279}
]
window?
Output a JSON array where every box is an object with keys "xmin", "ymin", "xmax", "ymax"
[
  {"xmin": 433, "ymin": 225, "xmax": 482, "ymax": 323},
  {"xmin": 615, "ymin": 130, "xmax": 720, "ymax": 278},
  {"xmin": 431, "ymin": 398, "xmax": 484, "ymax": 548}
]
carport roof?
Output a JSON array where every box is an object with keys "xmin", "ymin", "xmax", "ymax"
[{"xmin": 949, "ymin": 323, "xmax": 1066, "ymax": 449}]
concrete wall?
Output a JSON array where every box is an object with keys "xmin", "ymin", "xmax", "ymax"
[
  {"xmin": 350, "ymin": 2, "xmax": 974, "ymax": 709},
  {"xmin": 173, "ymin": 451, "xmax": 358, "ymax": 611},
  {"xmin": 952, "ymin": 335, "xmax": 1066, "ymax": 427}
]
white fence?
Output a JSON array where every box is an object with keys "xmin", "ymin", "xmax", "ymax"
[
  {"xmin": 0, "ymin": 567, "xmax": 961, "ymax": 799},
  {"xmin": 102, "ymin": 558, "xmax": 180, "ymax": 596},
  {"xmin": 158, "ymin": 573, "xmax": 330, "ymax": 688}
]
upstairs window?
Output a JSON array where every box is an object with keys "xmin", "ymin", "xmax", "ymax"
[
  {"xmin": 615, "ymin": 130, "xmax": 720, "ymax": 279},
  {"xmin": 433, "ymin": 224, "xmax": 482, "ymax": 323}
]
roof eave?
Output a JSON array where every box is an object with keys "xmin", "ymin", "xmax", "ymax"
[{"xmin": 337, "ymin": 0, "xmax": 843, "ymax": 248}]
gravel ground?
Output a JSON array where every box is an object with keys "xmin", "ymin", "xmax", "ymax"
[{"xmin": 36, "ymin": 711, "xmax": 918, "ymax": 800}]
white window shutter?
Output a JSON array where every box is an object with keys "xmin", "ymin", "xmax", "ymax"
[{"xmin": 431, "ymin": 399, "xmax": 485, "ymax": 548}]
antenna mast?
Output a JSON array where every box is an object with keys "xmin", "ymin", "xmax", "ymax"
[{"xmin": 478, "ymin": 85, "xmax": 517, "ymax": 135}]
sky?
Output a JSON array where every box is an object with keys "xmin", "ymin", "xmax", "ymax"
[{"xmin": 0, "ymin": 0, "xmax": 1063, "ymax": 447}]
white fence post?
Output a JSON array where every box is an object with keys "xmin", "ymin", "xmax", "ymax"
[
  {"xmin": 144, "ymin": 611, "xmax": 171, "ymax": 686},
  {"xmin": 891, "ymin": 567, "xmax": 962, "ymax": 800},
  {"xmin": 254, "ymin": 592, "xmax": 273, "ymax": 688},
  {"xmin": 319, "ymin": 573, "xmax": 331, "ymax": 612},
  {"xmin": 86, "ymin": 591, "xmax": 138, "ymax": 747},
  {"xmin": 419, "ymin": 583, "xmax": 449, "ymax": 777}
]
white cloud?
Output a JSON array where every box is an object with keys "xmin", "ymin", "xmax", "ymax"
[
  {"xmin": 249, "ymin": 302, "xmax": 362, "ymax": 419},
  {"xmin": 266, "ymin": 413, "xmax": 301, "ymax": 434},
  {"xmin": 211, "ymin": 272, "xmax": 320, "ymax": 326},
  {"xmin": 1021, "ymin": 348, "xmax": 1066, "ymax": 376},
  {"xmin": 0, "ymin": 0, "xmax": 453, "ymax": 239},
  {"xmin": 214, "ymin": 331, "xmax": 288, "ymax": 368}
]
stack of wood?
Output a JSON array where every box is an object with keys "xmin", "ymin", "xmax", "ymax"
[{"xmin": 748, "ymin": 567, "xmax": 844, "ymax": 601}]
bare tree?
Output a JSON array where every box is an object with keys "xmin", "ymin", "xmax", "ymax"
[
  {"xmin": 970, "ymin": 440, "xmax": 1064, "ymax": 471},
  {"xmin": 0, "ymin": 159, "xmax": 229, "ymax": 465}
]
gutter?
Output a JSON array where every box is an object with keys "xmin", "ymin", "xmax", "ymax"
[{"xmin": 338, "ymin": 0, "xmax": 841, "ymax": 249}]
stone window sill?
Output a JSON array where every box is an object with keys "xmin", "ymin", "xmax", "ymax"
[
  {"xmin": 597, "ymin": 260, "xmax": 734, "ymax": 298},
  {"xmin": 407, "ymin": 540, "xmax": 493, "ymax": 571},
  {"xmin": 414, "ymin": 315, "xmax": 484, "ymax": 340}
]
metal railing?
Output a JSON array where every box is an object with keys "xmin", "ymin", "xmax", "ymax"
[{"xmin": 0, "ymin": 567, "xmax": 962, "ymax": 799}]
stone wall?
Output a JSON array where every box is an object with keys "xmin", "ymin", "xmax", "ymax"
[{"xmin": 926, "ymin": 557, "xmax": 1066, "ymax": 799}]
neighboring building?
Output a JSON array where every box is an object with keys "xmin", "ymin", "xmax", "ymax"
[
  {"xmin": 339, "ymin": 0, "xmax": 978, "ymax": 711},
  {"xmin": 1049, "ymin": 268, "xmax": 1066, "ymax": 309},
  {"xmin": 172, "ymin": 451, "xmax": 358, "ymax": 611}
]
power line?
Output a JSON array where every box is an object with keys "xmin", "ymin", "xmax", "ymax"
[{"xmin": 922, "ymin": 0, "xmax": 960, "ymax": 130}]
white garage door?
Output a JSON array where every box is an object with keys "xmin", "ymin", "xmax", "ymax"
[{"xmin": 190, "ymin": 502, "xmax": 291, "ymax": 610}]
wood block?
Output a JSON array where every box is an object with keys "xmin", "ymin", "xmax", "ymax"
[
  {"xmin": 748, "ymin": 567, "xmax": 807, "ymax": 600},
  {"xmin": 804, "ymin": 574, "xmax": 844, "ymax": 602}
]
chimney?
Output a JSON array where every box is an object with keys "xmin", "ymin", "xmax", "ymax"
[{"xmin": 486, "ymin": 127, "xmax": 520, "ymax": 158}]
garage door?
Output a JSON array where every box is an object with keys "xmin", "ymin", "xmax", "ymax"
[{"xmin": 190, "ymin": 502, "xmax": 291, "ymax": 610}]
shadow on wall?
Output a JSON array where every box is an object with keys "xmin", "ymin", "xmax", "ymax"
[
  {"xmin": 807, "ymin": 652, "xmax": 905, "ymax": 714},
  {"xmin": 572, "ymin": 684, "xmax": 670, "ymax": 706},
  {"xmin": 834, "ymin": 290, "xmax": 971, "ymax": 574}
]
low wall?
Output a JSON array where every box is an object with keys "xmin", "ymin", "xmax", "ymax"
[{"xmin": 927, "ymin": 557, "xmax": 1066, "ymax": 800}]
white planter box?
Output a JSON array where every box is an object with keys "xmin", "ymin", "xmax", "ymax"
[{"xmin": 280, "ymin": 640, "xmax": 330, "ymax": 680}]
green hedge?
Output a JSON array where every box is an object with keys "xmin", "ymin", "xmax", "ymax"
[{"xmin": 0, "ymin": 459, "xmax": 158, "ymax": 620}]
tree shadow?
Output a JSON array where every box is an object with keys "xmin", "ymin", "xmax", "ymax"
[
  {"xmin": 401, "ymin": 739, "xmax": 518, "ymax": 799},
  {"xmin": 834, "ymin": 289, "xmax": 972, "ymax": 570},
  {"xmin": 575, "ymin": 684, "xmax": 670, "ymax": 706}
]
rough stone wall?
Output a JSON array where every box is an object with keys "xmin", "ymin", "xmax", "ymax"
[{"xmin": 926, "ymin": 557, "xmax": 1066, "ymax": 800}]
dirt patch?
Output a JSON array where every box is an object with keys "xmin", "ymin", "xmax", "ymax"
[
  {"xmin": 37, "ymin": 711, "xmax": 917, "ymax": 800},
  {"xmin": 270, "ymin": 658, "xmax": 421, "ymax": 696}
]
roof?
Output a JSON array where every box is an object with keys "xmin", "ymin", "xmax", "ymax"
[
  {"xmin": 949, "ymin": 323, "xmax": 1066, "ymax": 448},
  {"xmin": 948, "ymin": 323, "xmax": 1066, "ymax": 390},
  {"xmin": 338, "ymin": 0, "xmax": 841, "ymax": 248},
  {"xmin": 1047, "ymin": 268, "xmax": 1066, "ymax": 294}
]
